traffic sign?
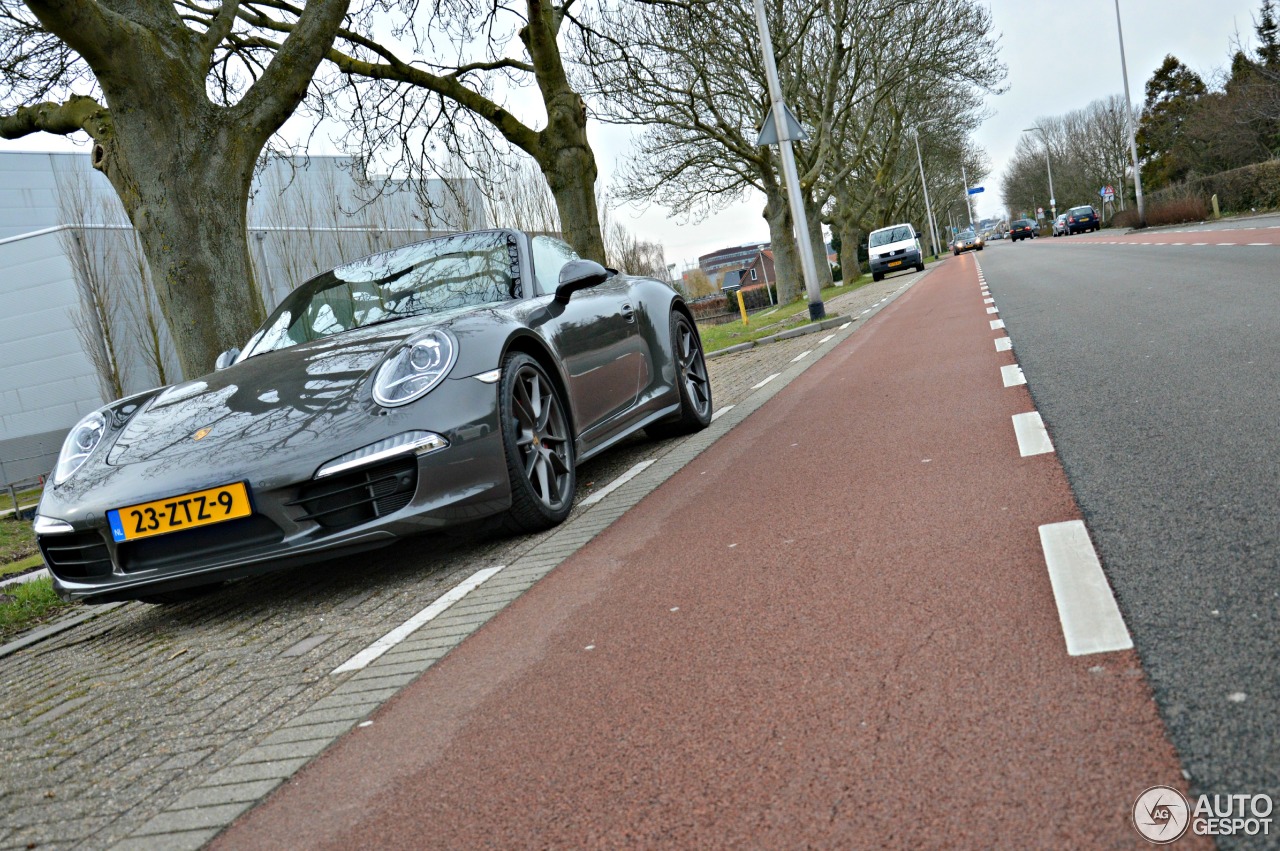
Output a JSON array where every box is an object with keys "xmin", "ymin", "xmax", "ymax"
[{"xmin": 967, "ymin": 186, "xmax": 984, "ymax": 195}]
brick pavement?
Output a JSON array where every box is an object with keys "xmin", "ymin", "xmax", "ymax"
[{"xmin": 0, "ymin": 268, "xmax": 928, "ymax": 850}]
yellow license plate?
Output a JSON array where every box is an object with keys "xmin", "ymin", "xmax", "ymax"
[
  {"xmin": 108, "ymin": 482, "xmax": 252, "ymax": 542},
  {"xmin": 888, "ymin": 260, "xmax": 902, "ymax": 267}
]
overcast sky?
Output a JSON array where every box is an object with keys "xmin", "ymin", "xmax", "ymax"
[{"xmin": 2, "ymin": 0, "xmax": 1266, "ymax": 269}]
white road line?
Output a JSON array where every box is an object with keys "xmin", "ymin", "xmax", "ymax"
[
  {"xmin": 838, "ymin": 322, "xmax": 851, "ymax": 330},
  {"xmin": 983, "ymin": 297, "xmax": 995, "ymax": 304},
  {"xmin": 1249, "ymin": 242, "xmax": 1270, "ymax": 246},
  {"xmin": 861, "ymin": 309, "xmax": 871, "ymax": 315},
  {"xmin": 986, "ymin": 306, "xmax": 999, "ymax": 314},
  {"xmin": 1193, "ymin": 242, "xmax": 1208, "ymax": 245},
  {"xmin": 1001, "ymin": 364, "xmax": 1027, "ymax": 387},
  {"xmin": 1172, "ymin": 242, "xmax": 1185, "ymax": 246},
  {"xmin": 790, "ymin": 350, "xmax": 812, "ymax": 363},
  {"xmin": 752, "ymin": 373, "xmax": 781, "ymax": 390},
  {"xmin": 1217, "ymin": 242, "xmax": 1236, "ymax": 246},
  {"xmin": 995, "ymin": 336, "xmax": 1012, "ymax": 352},
  {"xmin": 332, "ymin": 565, "xmax": 506, "ymax": 673},
  {"xmin": 818, "ymin": 334, "xmax": 835, "ymax": 343},
  {"xmin": 580, "ymin": 459, "xmax": 657, "ymax": 507},
  {"xmin": 711, "ymin": 405, "xmax": 734, "ymax": 422},
  {"xmin": 1012, "ymin": 411, "xmax": 1054, "ymax": 457},
  {"xmin": 990, "ymin": 319, "xmax": 1005, "ymax": 330},
  {"xmin": 1038, "ymin": 521, "xmax": 1133, "ymax": 656}
]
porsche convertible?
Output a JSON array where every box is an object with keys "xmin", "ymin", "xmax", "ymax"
[{"xmin": 34, "ymin": 229, "xmax": 712, "ymax": 603}]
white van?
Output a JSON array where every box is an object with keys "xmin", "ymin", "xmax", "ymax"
[{"xmin": 867, "ymin": 223, "xmax": 925, "ymax": 282}]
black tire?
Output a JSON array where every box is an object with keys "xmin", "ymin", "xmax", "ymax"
[
  {"xmin": 498, "ymin": 353, "xmax": 575, "ymax": 533},
  {"xmin": 647, "ymin": 311, "xmax": 713, "ymax": 440},
  {"xmin": 915, "ymin": 263, "xmax": 925, "ymax": 272},
  {"xmin": 872, "ymin": 271, "xmax": 884, "ymax": 282}
]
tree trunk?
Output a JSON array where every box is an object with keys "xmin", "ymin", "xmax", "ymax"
[
  {"xmin": 838, "ymin": 218, "xmax": 862, "ymax": 283},
  {"xmin": 804, "ymin": 193, "xmax": 834, "ymax": 290},
  {"xmin": 763, "ymin": 188, "xmax": 802, "ymax": 305},
  {"xmin": 94, "ymin": 108, "xmax": 266, "ymax": 381},
  {"xmin": 539, "ymin": 128, "xmax": 606, "ymax": 264}
]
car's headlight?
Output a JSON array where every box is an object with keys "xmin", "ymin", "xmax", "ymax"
[
  {"xmin": 373, "ymin": 329, "xmax": 457, "ymax": 407},
  {"xmin": 54, "ymin": 411, "xmax": 106, "ymax": 484}
]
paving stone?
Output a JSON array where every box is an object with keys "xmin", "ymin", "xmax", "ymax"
[
  {"xmin": 109, "ymin": 828, "xmax": 221, "ymax": 851},
  {"xmin": 167, "ymin": 779, "xmax": 282, "ymax": 810},
  {"xmin": 203, "ymin": 757, "xmax": 311, "ymax": 786},
  {"xmin": 132, "ymin": 802, "xmax": 254, "ymax": 835}
]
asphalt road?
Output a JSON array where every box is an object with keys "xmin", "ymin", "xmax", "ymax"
[{"xmin": 977, "ymin": 226, "xmax": 1280, "ymax": 843}]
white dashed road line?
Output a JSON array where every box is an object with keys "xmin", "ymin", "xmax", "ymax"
[
  {"xmin": 580, "ymin": 459, "xmax": 657, "ymax": 507},
  {"xmin": 991, "ymin": 319, "xmax": 1005, "ymax": 330},
  {"xmin": 1001, "ymin": 364, "xmax": 1027, "ymax": 387},
  {"xmin": 752, "ymin": 373, "xmax": 781, "ymax": 390},
  {"xmin": 790, "ymin": 350, "xmax": 812, "ymax": 363},
  {"xmin": 983, "ymin": 297, "xmax": 994, "ymax": 304},
  {"xmin": 986, "ymin": 307, "xmax": 999, "ymax": 314},
  {"xmin": 711, "ymin": 405, "xmax": 734, "ymax": 422},
  {"xmin": 995, "ymin": 337, "xmax": 1012, "ymax": 352},
  {"xmin": 332, "ymin": 565, "xmax": 506, "ymax": 673},
  {"xmin": 818, "ymin": 334, "xmax": 835, "ymax": 344},
  {"xmin": 1012, "ymin": 411, "xmax": 1054, "ymax": 457},
  {"xmin": 1038, "ymin": 521, "xmax": 1134, "ymax": 656}
]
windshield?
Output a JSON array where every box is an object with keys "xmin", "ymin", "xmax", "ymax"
[
  {"xmin": 244, "ymin": 232, "xmax": 518, "ymax": 357},
  {"xmin": 1070, "ymin": 207, "xmax": 1093, "ymax": 215},
  {"xmin": 869, "ymin": 226, "xmax": 913, "ymax": 247},
  {"xmin": 958, "ymin": 229, "xmax": 976, "ymax": 239}
]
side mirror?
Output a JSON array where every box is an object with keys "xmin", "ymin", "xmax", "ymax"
[
  {"xmin": 555, "ymin": 259, "xmax": 610, "ymax": 303},
  {"xmin": 215, "ymin": 348, "xmax": 240, "ymax": 370}
]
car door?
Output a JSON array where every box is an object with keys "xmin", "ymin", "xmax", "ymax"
[{"xmin": 530, "ymin": 236, "xmax": 644, "ymax": 432}]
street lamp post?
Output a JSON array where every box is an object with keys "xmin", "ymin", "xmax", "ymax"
[
  {"xmin": 911, "ymin": 118, "xmax": 943, "ymax": 259},
  {"xmin": 751, "ymin": 0, "xmax": 824, "ymax": 319},
  {"xmin": 961, "ymin": 163, "xmax": 975, "ymax": 226},
  {"xmin": 1114, "ymin": 0, "xmax": 1146, "ymax": 227},
  {"xmin": 1024, "ymin": 126, "xmax": 1056, "ymax": 219}
]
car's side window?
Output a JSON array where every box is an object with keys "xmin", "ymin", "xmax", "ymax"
[{"xmin": 531, "ymin": 236, "xmax": 580, "ymax": 296}]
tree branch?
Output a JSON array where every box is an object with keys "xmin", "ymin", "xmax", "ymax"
[{"xmin": 0, "ymin": 95, "xmax": 110, "ymax": 141}]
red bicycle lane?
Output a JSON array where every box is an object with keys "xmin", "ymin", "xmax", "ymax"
[{"xmin": 214, "ymin": 254, "xmax": 1204, "ymax": 849}]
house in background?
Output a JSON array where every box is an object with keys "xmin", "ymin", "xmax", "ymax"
[{"xmin": 0, "ymin": 152, "xmax": 484, "ymax": 485}]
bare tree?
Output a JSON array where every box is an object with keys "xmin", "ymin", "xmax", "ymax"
[{"xmin": 1, "ymin": 0, "xmax": 351, "ymax": 378}]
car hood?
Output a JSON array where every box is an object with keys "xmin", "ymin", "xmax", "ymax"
[{"xmin": 106, "ymin": 320, "xmax": 431, "ymax": 467}]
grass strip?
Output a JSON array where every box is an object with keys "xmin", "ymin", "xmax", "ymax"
[
  {"xmin": 0, "ymin": 576, "xmax": 76, "ymax": 643},
  {"xmin": 0, "ymin": 553, "xmax": 44, "ymax": 579}
]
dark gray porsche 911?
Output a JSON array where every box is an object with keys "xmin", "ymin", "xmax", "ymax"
[{"xmin": 34, "ymin": 229, "xmax": 712, "ymax": 603}]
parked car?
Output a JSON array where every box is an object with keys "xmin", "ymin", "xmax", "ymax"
[
  {"xmin": 1066, "ymin": 205, "xmax": 1100, "ymax": 234},
  {"xmin": 867, "ymin": 223, "xmax": 925, "ymax": 281},
  {"xmin": 1009, "ymin": 219, "xmax": 1037, "ymax": 242},
  {"xmin": 952, "ymin": 228, "xmax": 984, "ymax": 255},
  {"xmin": 1052, "ymin": 214, "xmax": 1069, "ymax": 237},
  {"xmin": 34, "ymin": 229, "xmax": 713, "ymax": 604}
]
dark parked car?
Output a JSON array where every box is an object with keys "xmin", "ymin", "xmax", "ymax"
[
  {"xmin": 1009, "ymin": 219, "xmax": 1037, "ymax": 242},
  {"xmin": 34, "ymin": 229, "xmax": 712, "ymax": 604},
  {"xmin": 952, "ymin": 228, "xmax": 984, "ymax": 255},
  {"xmin": 1066, "ymin": 205, "xmax": 1100, "ymax": 234},
  {"xmin": 1052, "ymin": 214, "xmax": 1069, "ymax": 237}
]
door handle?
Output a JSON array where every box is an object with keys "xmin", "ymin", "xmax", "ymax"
[{"xmin": 621, "ymin": 303, "xmax": 635, "ymax": 323}]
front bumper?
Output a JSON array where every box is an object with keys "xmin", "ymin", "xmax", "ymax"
[
  {"xmin": 869, "ymin": 248, "xmax": 922, "ymax": 273},
  {"xmin": 36, "ymin": 378, "xmax": 510, "ymax": 603}
]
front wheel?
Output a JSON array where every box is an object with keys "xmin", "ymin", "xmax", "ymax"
[
  {"xmin": 499, "ymin": 353, "xmax": 575, "ymax": 532},
  {"xmin": 647, "ymin": 311, "xmax": 713, "ymax": 439}
]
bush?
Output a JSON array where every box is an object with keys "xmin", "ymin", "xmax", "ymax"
[
  {"xmin": 1111, "ymin": 209, "xmax": 1139, "ymax": 229},
  {"xmin": 1147, "ymin": 159, "xmax": 1280, "ymax": 215},
  {"xmin": 1146, "ymin": 195, "xmax": 1208, "ymax": 226}
]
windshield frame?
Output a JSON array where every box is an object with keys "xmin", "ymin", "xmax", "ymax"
[{"xmin": 241, "ymin": 230, "xmax": 526, "ymax": 360}]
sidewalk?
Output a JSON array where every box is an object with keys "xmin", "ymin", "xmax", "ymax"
[{"xmin": 215, "ymin": 254, "xmax": 1201, "ymax": 848}]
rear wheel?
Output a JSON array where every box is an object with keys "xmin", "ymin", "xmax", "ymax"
[
  {"xmin": 499, "ymin": 353, "xmax": 575, "ymax": 532},
  {"xmin": 647, "ymin": 311, "xmax": 713, "ymax": 439}
]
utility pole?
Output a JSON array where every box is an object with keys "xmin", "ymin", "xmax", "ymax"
[
  {"xmin": 752, "ymin": 0, "xmax": 824, "ymax": 319},
  {"xmin": 961, "ymin": 164, "xmax": 974, "ymax": 226},
  {"xmin": 912, "ymin": 120, "xmax": 942, "ymax": 258},
  {"xmin": 1114, "ymin": 0, "xmax": 1147, "ymax": 227}
]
